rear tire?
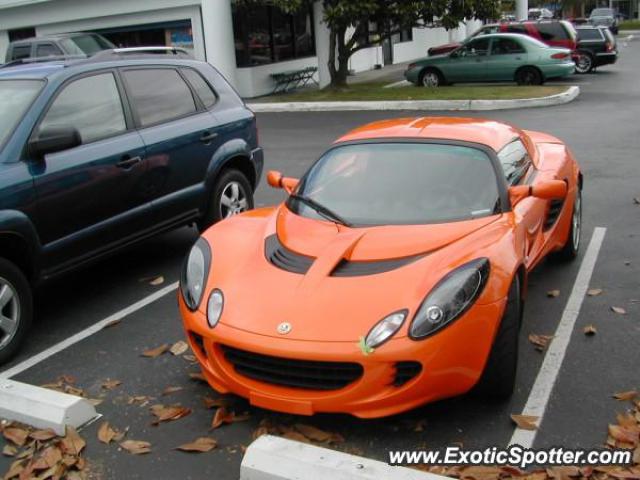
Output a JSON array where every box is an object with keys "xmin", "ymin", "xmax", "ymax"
[
  {"xmin": 575, "ymin": 51, "xmax": 594, "ymax": 74},
  {"xmin": 553, "ymin": 188, "xmax": 582, "ymax": 261},
  {"xmin": 198, "ymin": 169, "xmax": 254, "ymax": 232},
  {"xmin": 515, "ymin": 67, "xmax": 543, "ymax": 85},
  {"xmin": 0, "ymin": 258, "xmax": 32, "ymax": 364},
  {"xmin": 419, "ymin": 68, "xmax": 444, "ymax": 88},
  {"xmin": 474, "ymin": 276, "xmax": 521, "ymax": 400}
]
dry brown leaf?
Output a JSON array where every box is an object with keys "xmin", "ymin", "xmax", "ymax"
[
  {"xmin": 293, "ymin": 423, "xmax": 341, "ymax": 443},
  {"xmin": 614, "ymin": 391, "xmax": 638, "ymax": 401},
  {"xmin": 189, "ymin": 372, "xmax": 207, "ymax": 382},
  {"xmin": 142, "ymin": 344, "xmax": 169, "ymax": 358},
  {"xmin": 97, "ymin": 422, "xmax": 117, "ymax": 444},
  {"xmin": 101, "ymin": 379, "xmax": 122, "ymax": 390},
  {"xmin": 149, "ymin": 276, "xmax": 165, "ymax": 286},
  {"xmin": 584, "ymin": 324, "xmax": 597, "ymax": 336},
  {"xmin": 210, "ymin": 407, "xmax": 236, "ymax": 429},
  {"xmin": 120, "ymin": 440, "xmax": 151, "ymax": 455},
  {"xmin": 3, "ymin": 427, "xmax": 29, "ymax": 446},
  {"xmin": 609, "ymin": 424, "xmax": 640, "ymax": 444},
  {"xmin": 60, "ymin": 427, "xmax": 86, "ymax": 456},
  {"xmin": 281, "ymin": 430, "xmax": 309, "ymax": 443},
  {"xmin": 528, "ymin": 334, "xmax": 553, "ymax": 351},
  {"xmin": 176, "ymin": 437, "xmax": 217, "ymax": 453},
  {"xmin": 169, "ymin": 341, "xmax": 189, "ymax": 356},
  {"xmin": 633, "ymin": 445, "xmax": 640, "ymax": 464},
  {"xmin": 617, "ymin": 412, "xmax": 637, "ymax": 427},
  {"xmin": 4, "ymin": 459, "xmax": 25, "ymax": 479},
  {"xmin": 2, "ymin": 444, "xmax": 17, "ymax": 457},
  {"xmin": 104, "ymin": 318, "xmax": 122, "ymax": 329},
  {"xmin": 29, "ymin": 429, "xmax": 58, "ymax": 442},
  {"xmin": 183, "ymin": 354, "xmax": 197, "ymax": 362},
  {"xmin": 611, "ymin": 306, "xmax": 627, "ymax": 315},
  {"xmin": 587, "ymin": 288, "xmax": 603, "ymax": 296},
  {"xmin": 31, "ymin": 446, "xmax": 62, "ymax": 470},
  {"xmin": 461, "ymin": 466, "xmax": 502, "ymax": 480},
  {"xmin": 162, "ymin": 386, "xmax": 183, "ymax": 396},
  {"xmin": 64, "ymin": 385, "xmax": 84, "ymax": 397},
  {"xmin": 150, "ymin": 405, "xmax": 191, "ymax": 424},
  {"xmin": 511, "ymin": 414, "xmax": 539, "ymax": 430},
  {"xmin": 547, "ymin": 289, "xmax": 560, "ymax": 298},
  {"xmin": 202, "ymin": 396, "xmax": 229, "ymax": 409}
]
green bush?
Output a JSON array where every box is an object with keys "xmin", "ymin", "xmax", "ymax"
[{"xmin": 619, "ymin": 20, "xmax": 640, "ymax": 30}]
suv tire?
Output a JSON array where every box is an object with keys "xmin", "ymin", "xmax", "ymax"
[
  {"xmin": 0, "ymin": 258, "xmax": 33, "ymax": 363},
  {"xmin": 198, "ymin": 169, "xmax": 254, "ymax": 232}
]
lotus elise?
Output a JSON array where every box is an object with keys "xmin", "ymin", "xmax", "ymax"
[{"xmin": 179, "ymin": 117, "xmax": 583, "ymax": 418}]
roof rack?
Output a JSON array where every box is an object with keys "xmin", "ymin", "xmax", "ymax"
[{"xmin": 91, "ymin": 47, "xmax": 191, "ymax": 60}]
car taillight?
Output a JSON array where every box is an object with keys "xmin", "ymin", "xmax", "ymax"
[
  {"xmin": 551, "ymin": 52, "xmax": 570, "ymax": 59},
  {"xmin": 408, "ymin": 63, "xmax": 417, "ymax": 69},
  {"xmin": 606, "ymin": 42, "xmax": 614, "ymax": 52}
]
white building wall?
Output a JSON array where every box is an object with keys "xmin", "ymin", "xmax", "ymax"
[
  {"xmin": 0, "ymin": 31, "xmax": 9, "ymax": 63},
  {"xmin": 392, "ymin": 27, "xmax": 451, "ymax": 64}
]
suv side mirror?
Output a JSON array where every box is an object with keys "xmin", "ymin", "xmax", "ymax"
[
  {"xmin": 509, "ymin": 180, "xmax": 567, "ymax": 206},
  {"xmin": 29, "ymin": 127, "xmax": 81, "ymax": 159},
  {"xmin": 267, "ymin": 170, "xmax": 299, "ymax": 193}
]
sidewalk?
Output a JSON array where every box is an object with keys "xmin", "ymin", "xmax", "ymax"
[{"xmin": 347, "ymin": 61, "xmax": 414, "ymax": 85}]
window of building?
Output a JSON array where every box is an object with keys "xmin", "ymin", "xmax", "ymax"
[
  {"xmin": 498, "ymin": 140, "xmax": 532, "ymax": 185},
  {"xmin": 38, "ymin": 73, "xmax": 126, "ymax": 145},
  {"xmin": 123, "ymin": 68, "xmax": 197, "ymax": 127},
  {"xmin": 35, "ymin": 43, "xmax": 63, "ymax": 58},
  {"xmin": 399, "ymin": 28, "xmax": 413, "ymax": 43},
  {"xmin": 181, "ymin": 68, "xmax": 217, "ymax": 109},
  {"xmin": 232, "ymin": 4, "xmax": 315, "ymax": 67},
  {"xmin": 8, "ymin": 27, "xmax": 35, "ymax": 42}
]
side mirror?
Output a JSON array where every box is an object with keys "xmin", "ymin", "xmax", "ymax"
[
  {"xmin": 29, "ymin": 127, "xmax": 81, "ymax": 159},
  {"xmin": 509, "ymin": 180, "xmax": 567, "ymax": 206},
  {"xmin": 266, "ymin": 170, "xmax": 299, "ymax": 193}
]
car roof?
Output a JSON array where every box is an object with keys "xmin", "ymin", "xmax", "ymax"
[
  {"xmin": 335, "ymin": 117, "xmax": 522, "ymax": 152},
  {"xmin": 10, "ymin": 32, "xmax": 97, "ymax": 44}
]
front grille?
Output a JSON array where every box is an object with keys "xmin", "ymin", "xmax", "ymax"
[
  {"xmin": 265, "ymin": 234, "xmax": 315, "ymax": 274},
  {"xmin": 331, "ymin": 254, "xmax": 426, "ymax": 277},
  {"xmin": 392, "ymin": 361, "xmax": 422, "ymax": 387},
  {"xmin": 544, "ymin": 199, "xmax": 565, "ymax": 230},
  {"xmin": 220, "ymin": 345, "xmax": 363, "ymax": 390}
]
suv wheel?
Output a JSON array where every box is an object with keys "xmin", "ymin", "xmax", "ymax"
[
  {"xmin": 575, "ymin": 52, "xmax": 594, "ymax": 74},
  {"xmin": 0, "ymin": 258, "xmax": 32, "ymax": 363},
  {"xmin": 198, "ymin": 169, "xmax": 254, "ymax": 232}
]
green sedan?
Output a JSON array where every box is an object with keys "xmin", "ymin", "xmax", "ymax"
[{"xmin": 405, "ymin": 33, "xmax": 575, "ymax": 87}]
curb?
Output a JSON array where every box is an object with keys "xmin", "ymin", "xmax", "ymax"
[
  {"xmin": 241, "ymin": 435, "xmax": 447, "ymax": 480},
  {"xmin": 247, "ymin": 86, "xmax": 579, "ymax": 112}
]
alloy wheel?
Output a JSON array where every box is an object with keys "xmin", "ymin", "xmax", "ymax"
[
  {"xmin": 0, "ymin": 278, "xmax": 20, "ymax": 350},
  {"xmin": 219, "ymin": 181, "xmax": 249, "ymax": 219},
  {"xmin": 575, "ymin": 54, "xmax": 592, "ymax": 74},
  {"xmin": 422, "ymin": 71, "xmax": 440, "ymax": 87}
]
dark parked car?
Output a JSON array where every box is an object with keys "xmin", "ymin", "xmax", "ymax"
[
  {"xmin": 428, "ymin": 20, "xmax": 578, "ymax": 57},
  {"xmin": 5, "ymin": 33, "xmax": 115, "ymax": 63},
  {"xmin": 575, "ymin": 25, "xmax": 617, "ymax": 73},
  {"xmin": 0, "ymin": 50, "xmax": 263, "ymax": 361},
  {"xmin": 588, "ymin": 8, "xmax": 619, "ymax": 34}
]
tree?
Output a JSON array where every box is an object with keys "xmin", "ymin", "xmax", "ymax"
[{"xmin": 248, "ymin": 0, "xmax": 499, "ymax": 87}]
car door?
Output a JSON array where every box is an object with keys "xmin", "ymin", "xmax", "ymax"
[
  {"xmin": 29, "ymin": 70, "xmax": 151, "ymax": 270},
  {"xmin": 485, "ymin": 37, "xmax": 528, "ymax": 81},
  {"xmin": 445, "ymin": 37, "xmax": 490, "ymax": 83},
  {"xmin": 121, "ymin": 66, "xmax": 224, "ymax": 225}
]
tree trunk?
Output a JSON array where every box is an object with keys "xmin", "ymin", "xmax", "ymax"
[{"xmin": 328, "ymin": 26, "xmax": 349, "ymax": 88}]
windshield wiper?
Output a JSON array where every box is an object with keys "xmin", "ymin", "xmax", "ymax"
[{"xmin": 289, "ymin": 194, "xmax": 352, "ymax": 227}]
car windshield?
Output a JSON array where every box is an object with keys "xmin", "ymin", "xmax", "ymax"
[
  {"xmin": 0, "ymin": 79, "xmax": 44, "ymax": 148},
  {"xmin": 591, "ymin": 8, "xmax": 613, "ymax": 16},
  {"xmin": 287, "ymin": 143, "xmax": 501, "ymax": 226},
  {"xmin": 59, "ymin": 34, "xmax": 115, "ymax": 56}
]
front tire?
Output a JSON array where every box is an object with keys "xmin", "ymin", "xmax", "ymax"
[
  {"xmin": 474, "ymin": 275, "xmax": 521, "ymax": 400},
  {"xmin": 0, "ymin": 258, "xmax": 32, "ymax": 364},
  {"xmin": 516, "ymin": 67, "xmax": 543, "ymax": 85},
  {"xmin": 198, "ymin": 169, "xmax": 254, "ymax": 232},
  {"xmin": 575, "ymin": 52, "xmax": 594, "ymax": 74},
  {"xmin": 554, "ymin": 188, "xmax": 582, "ymax": 261},
  {"xmin": 419, "ymin": 68, "xmax": 444, "ymax": 88}
]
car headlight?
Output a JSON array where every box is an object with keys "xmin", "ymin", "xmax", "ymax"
[
  {"xmin": 365, "ymin": 310, "xmax": 407, "ymax": 349},
  {"xmin": 409, "ymin": 258, "xmax": 490, "ymax": 339},
  {"xmin": 207, "ymin": 289, "xmax": 224, "ymax": 328},
  {"xmin": 180, "ymin": 238, "xmax": 211, "ymax": 310}
]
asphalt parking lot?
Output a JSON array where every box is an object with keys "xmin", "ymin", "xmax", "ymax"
[{"xmin": 1, "ymin": 36, "xmax": 639, "ymax": 479}]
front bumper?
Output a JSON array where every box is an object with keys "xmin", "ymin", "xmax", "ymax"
[{"xmin": 179, "ymin": 294, "xmax": 507, "ymax": 418}]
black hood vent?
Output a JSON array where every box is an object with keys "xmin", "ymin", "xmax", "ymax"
[
  {"xmin": 265, "ymin": 234, "xmax": 315, "ymax": 274},
  {"xmin": 331, "ymin": 254, "xmax": 426, "ymax": 277}
]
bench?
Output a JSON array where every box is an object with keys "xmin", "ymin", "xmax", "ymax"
[{"xmin": 270, "ymin": 66, "xmax": 318, "ymax": 93}]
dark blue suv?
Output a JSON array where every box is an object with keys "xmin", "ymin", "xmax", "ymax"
[{"xmin": 0, "ymin": 52, "xmax": 263, "ymax": 361}]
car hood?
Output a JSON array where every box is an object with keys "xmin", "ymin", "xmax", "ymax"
[{"xmin": 201, "ymin": 206, "xmax": 506, "ymax": 342}]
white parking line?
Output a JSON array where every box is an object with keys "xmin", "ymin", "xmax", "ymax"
[
  {"xmin": 508, "ymin": 227, "xmax": 607, "ymax": 448},
  {"xmin": 0, "ymin": 282, "xmax": 179, "ymax": 380}
]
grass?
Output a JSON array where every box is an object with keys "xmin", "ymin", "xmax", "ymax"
[
  {"xmin": 261, "ymin": 82, "xmax": 568, "ymax": 103},
  {"xmin": 619, "ymin": 20, "xmax": 640, "ymax": 30}
]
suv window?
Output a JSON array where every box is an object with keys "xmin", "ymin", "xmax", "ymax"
[
  {"xmin": 578, "ymin": 28, "xmax": 603, "ymax": 40},
  {"xmin": 35, "ymin": 43, "xmax": 62, "ymax": 58},
  {"xmin": 124, "ymin": 68, "xmax": 197, "ymax": 127},
  {"xmin": 537, "ymin": 23, "xmax": 568, "ymax": 41},
  {"xmin": 11, "ymin": 45, "xmax": 31, "ymax": 60},
  {"xmin": 38, "ymin": 73, "xmax": 126, "ymax": 145},
  {"xmin": 491, "ymin": 38, "xmax": 526, "ymax": 55},
  {"xmin": 181, "ymin": 68, "xmax": 217, "ymax": 109},
  {"xmin": 498, "ymin": 140, "xmax": 531, "ymax": 185}
]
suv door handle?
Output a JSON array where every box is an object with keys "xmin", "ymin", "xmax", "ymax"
[
  {"xmin": 116, "ymin": 155, "xmax": 142, "ymax": 169},
  {"xmin": 200, "ymin": 132, "xmax": 218, "ymax": 143}
]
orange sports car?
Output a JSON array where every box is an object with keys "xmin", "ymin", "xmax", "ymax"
[{"xmin": 179, "ymin": 117, "xmax": 582, "ymax": 418}]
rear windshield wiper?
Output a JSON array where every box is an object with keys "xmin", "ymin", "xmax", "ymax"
[{"xmin": 289, "ymin": 194, "xmax": 352, "ymax": 227}]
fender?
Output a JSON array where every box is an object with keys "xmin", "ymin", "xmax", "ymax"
[
  {"xmin": 0, "ymin": 209, "xmax": 43, "ymax": 281},
  {"xmin": 204, "ymin": 137, "xmax": 259, "ymax": 191}
]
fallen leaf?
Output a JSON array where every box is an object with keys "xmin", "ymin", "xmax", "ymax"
[
  {"xmin": 120, "ymin": 440, "xmax": 151, "ymax": 455},
  {"xmin": 461, "ymin": 466, "xmax": 502, "ymax": 480},
  {"xmin": 413, "ymin": 419, "xmax": 427, "ymax": 433},
  {"xmin": 617, "ymin": 412, "xmax": 637, "ymax": 428},
  {"xmin": 608, "ymin": 425, "xmax": 639, "ymax": 444},
  {"xmin": 510, "ymin": 414, "xmax": 539, "ymax": 430},
  {"xmin": 281, "ymin": 430, "xmax": 309, "ymax": 443},
  {"xmin": 547, "ymin": 289, "xmax": 560, "ymax": 298},
  {"xmin": 189, "ymin": 372, "xmax": 207, "ymax": 382},
  {"xmin": 29, "ymin": 429, "xmax": 57, "ymax": 442},
  {"xmin": 150, "ymin": 405, "xmax": 191, "ymax": 424},
  {"xmin": 2, "ymin": 444, "xmax": 17, "ymax": 457},
  {"xmin": 3, "ymin": 459, "xmax": 25, "ymax": 479},
  {"xmin": 31, "ymin": 445, "xmax": 62, "ymax": 470},
  {"xmin": 528, "ymin": 334, "xmax": 553, "ymax": 351},
  {"xmin": 149, "ymin": 276, "xmax": 165, "ymax": 286},
  {"xmin": 176, "ymin": 437, "xmax": 217, "ymax": 453},
  {"xmin": 59, "ymin": 375, "xmax": 76, "ymax": 384},
  {"xmin": 3, "ymin": 427, "xmax": 29, "ymax": 446},
  {"xmin": 293, "ymin": 424, "xmax": 344, "ymax": 443},
  {"xmin": 183, "ymin": 354, "xmax": 197, "ymax": 362},
  {"xmin": 210, "ymin": 407, "xmax": 236, "ymax": 429},
  {"xmin": 64, "ymin": 385, "xmax": 84, "ymax": 397},
  {"xmin": 202, "ymin": 396, "xmax": 229, "ymax": 409},
  {"xmin": 614, "ymin": 391, "xmax": 638, "ymax": 401},
  {"xmin": 169, "ymin": 341, "xmax": 189, "ymax": 356},
  {"xmin": 97, "ymin": 422, "xmax": 117, "ymax": 444},
  {"xmin": 633, "ymin": 446, "xmax": 640, "ymax": 464},
  {"xmin": 162, "ymin": 386, "xmax": 183, "ymax": 396},
  {"xmin": 101, "ymin": 379, "xmax": 122, "ymax": 390},
  {"xmin": 142, "ymin": 344, "xmax": 169, "ymax": 358},
  {"xmin": 611, "ymin": 306, "xmax": 627, "ymax": 315},
  {"xmin": 583, "ymin": 324, "xmax": 597, "ymax": 336},
  {"xmin": 587, "ymin": 288, "xmax": 603, "ymax": 296},
  {"xmin": 103, "ymin": 319, "xmax": 122, "ymax": 329},
  {"xmin": 60, "ymin": 427, "xmax": 86, "ymax": 456}
]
